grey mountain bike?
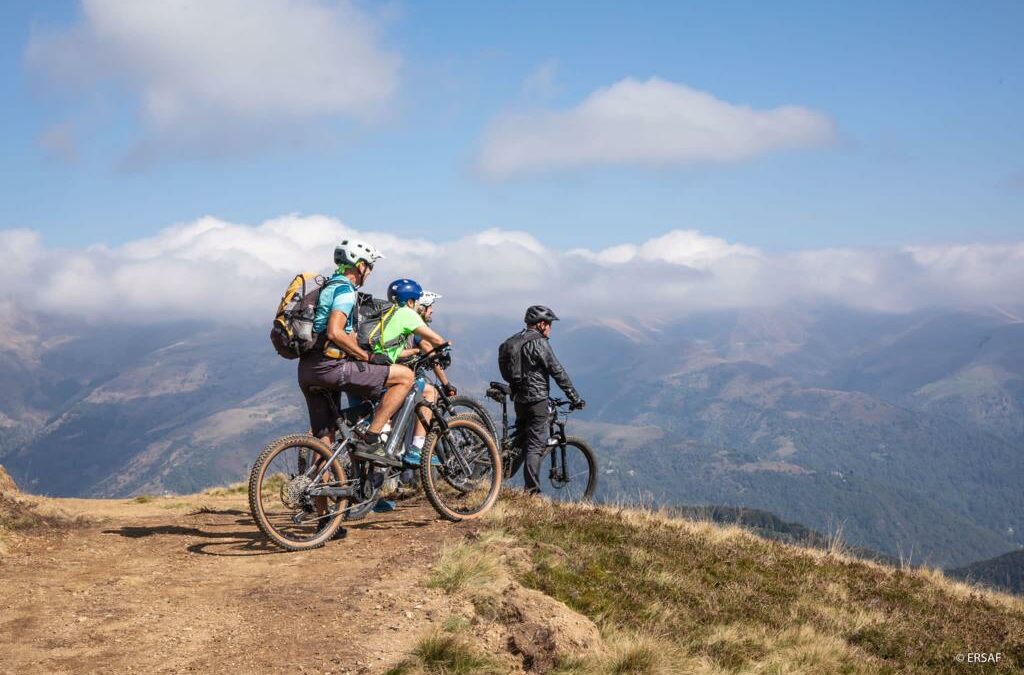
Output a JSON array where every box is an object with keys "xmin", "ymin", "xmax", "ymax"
[
  {"xmin": 484, "ymin": 381, "xmax": 598, "ymax": 502},
  {"xmin": 248, "ymin": 346, "xmax": 502, "ymax": 551}
]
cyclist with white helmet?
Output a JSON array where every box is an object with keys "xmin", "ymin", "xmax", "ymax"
[
  {"xmin": 409, "ymin": 290, "xmax": 457, "ymax": 399},
  {"xmin": 297, "ymin": 239, "xmax": 414, "ymax": 466}
]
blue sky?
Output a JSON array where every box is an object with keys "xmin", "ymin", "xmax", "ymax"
[{"xmin": 2, "ymin": 0, "xmax": 1022, "ymax": 253}]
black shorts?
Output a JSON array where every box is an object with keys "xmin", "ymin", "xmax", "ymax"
[{"xmin": 298, "ymin": 353, "xmax": 389, "ymax": 437}]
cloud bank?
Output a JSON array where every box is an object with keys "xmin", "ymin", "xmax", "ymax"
[
  {"xmin": 478, "ymin": 77, "xmax": 835, "ymax": 178},
  {"xmin": 27, "ymin": 0, "xmax": 399, "ymax": 162},
  {"xmin": 2, "ymin": 215, "xmax": 1022, "ymax": 326}
]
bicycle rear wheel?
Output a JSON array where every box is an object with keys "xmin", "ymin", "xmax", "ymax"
[
  {"xmin": 248, "ymin": 434, "xmax": 347, "ymax": 551},
  {"xmin": 420, "ymin": 415, "xmax": 502, "ymax": 521}
]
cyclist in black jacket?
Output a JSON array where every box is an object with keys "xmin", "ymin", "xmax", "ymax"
[{"xmin": 498, "ymin": 305, "xmax": 585, "ymax": 494}]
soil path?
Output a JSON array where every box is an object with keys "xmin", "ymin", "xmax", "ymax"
[{"xmin": 0, "ymin": 494, "xmax": 472, "ymax": 674}]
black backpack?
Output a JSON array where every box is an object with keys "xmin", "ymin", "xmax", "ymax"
[
  {"xmin": 498, "ymin": 329, "xmax": 543, "ymax": 387},
  {"xmin": 354, "ymin": 293, "xmax": 407, "ymax": 353}
]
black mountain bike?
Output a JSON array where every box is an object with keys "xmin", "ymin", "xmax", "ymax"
[
  {"xmin": 434, "ymin": 381, "xmax": 497, "ymax": 439},
  {"xmin": 484, "ymin": 381, "xmax": 598, "ymax": 502},
  {"xmin": 248, "ymin": 346, "xmax": 501, "ymax": 551}
]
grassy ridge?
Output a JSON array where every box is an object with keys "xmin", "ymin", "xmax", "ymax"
[{"xmin": 489, "ymin": 495, "xmax": 1024, "ymax": 674}]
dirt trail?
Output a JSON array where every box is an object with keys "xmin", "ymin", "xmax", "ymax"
[{"xmin": 0, "ymin": 493, "xmax": 473, "ymax": 674}]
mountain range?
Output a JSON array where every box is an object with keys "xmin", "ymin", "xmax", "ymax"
[{"xmin": 2, "ymin": 303, "xmax": 1023, "ymax": 569}]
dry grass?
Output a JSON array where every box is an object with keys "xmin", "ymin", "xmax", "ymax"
[
  {"xmin": 385, "ymin": 630, "xmax": 506, "ymax": 675},
  {"xmin": 158, "ymin": 501, "xmax": 193, "ymax": 510},
  {"xmin": 0, "ymin": 493, "xmax": 88, "ymax": 555},
  {"xmin": 426, "ymin": 534, "xmax": 506, "ymax": 595},
  {"xmin": 494, "ymin": 493, "xmax": 1024, "ymax": 674},
  {"xmin": 202, "ymin": 482, "xmax": 247, "ymax": 496}
]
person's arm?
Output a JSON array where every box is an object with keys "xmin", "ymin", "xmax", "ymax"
[
  {"xmin": 539, "ymin": 340, "xmax": 581, "ymax": 404},
  {"xmin": 412, "ymin": 324, "xmax": 445, "ymax": 349},
  {"xmin": 326, "ymin": 310, "xmax": 369, "ymax": 361},
  {"xmin": 414, "ymin": 326, "xmax": 456, "ymax": 394}
]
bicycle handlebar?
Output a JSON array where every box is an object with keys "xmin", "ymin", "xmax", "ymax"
[
  {"xmin": 552, "ymin": 395, "xmax": 577, "ymax": 411},
  {"xmin": 408, "ymin": 342, "xmax": 452, "ymax": 372}
]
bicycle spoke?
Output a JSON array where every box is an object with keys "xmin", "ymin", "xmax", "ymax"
[
  {"xmin": 252, "ymin": 439, "xmax": 345, "ymax": 547},
  {"xmin": 543, "ymin": 442, "xmax": 595, "ymax": 502}
]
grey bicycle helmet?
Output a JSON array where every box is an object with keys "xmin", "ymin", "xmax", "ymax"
[{"xmin": 524, "ymin": 305, "xmax": 559, "ymax": 324}]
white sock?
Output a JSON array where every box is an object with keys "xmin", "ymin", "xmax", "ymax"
[{"xmin": 412, "ymin": 436, "xmax": 425, "ymax": 449}]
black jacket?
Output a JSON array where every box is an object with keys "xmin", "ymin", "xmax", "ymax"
[{"xmin": 512, "ymin": 329, "xmax": 580, "ymax": 405}]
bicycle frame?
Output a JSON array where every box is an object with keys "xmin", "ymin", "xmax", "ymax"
[
  {"xmin": 305, "ymin": 350, "xmax": 467, "ymax": 499},
  {"xmin": 304, "ymin": 379, "xmax": 425, "ymax": 497}
]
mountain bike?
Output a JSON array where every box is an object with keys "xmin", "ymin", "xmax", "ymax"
[
  {"xmin": 394, "ymin": 346, "xmax": 497, "ymax": 439},
  {"xmin": 434, "ymin": 381, "xmax": 497, "ymax": 439},
  {"xmin": 484, "ymin": 381, "xmax": 598, "ymax": 502},
  {"xmin": 348, "ymin": 359, "xmax": 496, "ymax": 507},
  {"xmin": 248, "ymin": 346, "xmax": 502, "ymax": 551}
]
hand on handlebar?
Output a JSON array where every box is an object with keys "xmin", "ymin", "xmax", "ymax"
[
  {"xmin": 570, "ymin": 399, "xmax": 586, "ymax": 411},
  {"xmin": 443, "ymin": 383, "xmax": 458, "ymax": 397},
  {"xmin": 413, "ymin": 342, "xmax": 452, "ymax": 370}
]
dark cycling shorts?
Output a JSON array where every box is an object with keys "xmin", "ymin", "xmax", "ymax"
[{"xmin": 298, "ymin": 353, "xmax": 389, "ymax": 437}]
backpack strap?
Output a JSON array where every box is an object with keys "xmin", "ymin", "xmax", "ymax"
[
  {"xmin": 317, "ymin": 277, "xmax": 357, "ymax": 359},
  {"xmin": 368, "ymin": 306, "xmax": 398, "ymax": 350}
]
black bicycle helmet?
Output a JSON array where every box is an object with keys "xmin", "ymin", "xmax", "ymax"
[{"xmin": 524, "ymin": 305, "xmax": 559, "ymax": 324}]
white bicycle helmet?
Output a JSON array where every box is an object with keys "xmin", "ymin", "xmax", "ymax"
[
  {"xmin": 334, "ymin": 238, "xmax": 385, "ymax": 267},
  {"xmin": 419, "ymin": 291, "xmax": 442, "ymax": 308}
]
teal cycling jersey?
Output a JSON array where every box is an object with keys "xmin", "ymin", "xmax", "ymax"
[{"xmin": 313, "ymin": 275, "xmax": 357, "ymax": 334}]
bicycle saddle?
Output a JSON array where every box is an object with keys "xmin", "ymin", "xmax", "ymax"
[{"xmin": 488, "ymin": 381, "xmax": 511, "ymax": 395}]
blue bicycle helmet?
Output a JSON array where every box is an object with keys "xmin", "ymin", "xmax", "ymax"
[{"xmin": 387, "ymin": 278, "xmax": 423, "ymax": 305}]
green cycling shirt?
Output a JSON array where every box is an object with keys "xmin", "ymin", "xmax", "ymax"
[{"xmin": 373, "ymin": 305, "xmax": 426, "ymax": 363}]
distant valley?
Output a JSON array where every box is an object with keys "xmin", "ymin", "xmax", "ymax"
[{"xmin": 2, "ymin": 304, "xmax": 1023, "ymax": 569}]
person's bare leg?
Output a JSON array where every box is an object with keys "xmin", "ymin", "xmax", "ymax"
[
  {"xmin": 413, "ymin": 384, "xmax": 437, "ymax": 437},
  {"xmin": 369, "ymin": 365, "xmax": 413, "ymax": 433}
]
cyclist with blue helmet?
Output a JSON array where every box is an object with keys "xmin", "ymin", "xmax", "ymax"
[{"xmin": 368, "ymin": 279, "xmax": 450, "ymax": 467}]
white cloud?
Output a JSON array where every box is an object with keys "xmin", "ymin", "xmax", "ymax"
[
  {"xmin": 37, "ymin": 122, "xmax": 78, "ymax": 163},
  {"xmin": 26, "ymin": 0, "xmax": 400, "ymax": 162},
  {"xmin": 521, "ymin": 60, "xmax": 560, "ymax": 99},
  {"xmin": 477, "ymin": 77, "xmax": 835, "ymax": 178},
  {"xmin": 2, "ymin": 216, "xmax": 1023, "ymax": 326}
]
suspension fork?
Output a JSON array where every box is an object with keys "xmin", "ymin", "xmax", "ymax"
[
  {"xmin": 418, "ymin": 401, "xmax": 474, "ymax": 474},
  {"xmin": 548, "ymin": 419, "xmax": 568, "ymax": 479}
]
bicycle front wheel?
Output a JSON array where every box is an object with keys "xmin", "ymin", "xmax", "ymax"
[
  {"xmin": 542, "ymin": 436, "xmax": 597, "ymax": 502},
  {"xmin": 446, "ymin": 395, "xmax": 498, "ymax": 439},
  {"xmin": 248, "ymin": 434, "xmax": 347, "ymax": 551},
  {"xmin": 421, "ymin": 415, "xmax": 502, "ymax": 521}
]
